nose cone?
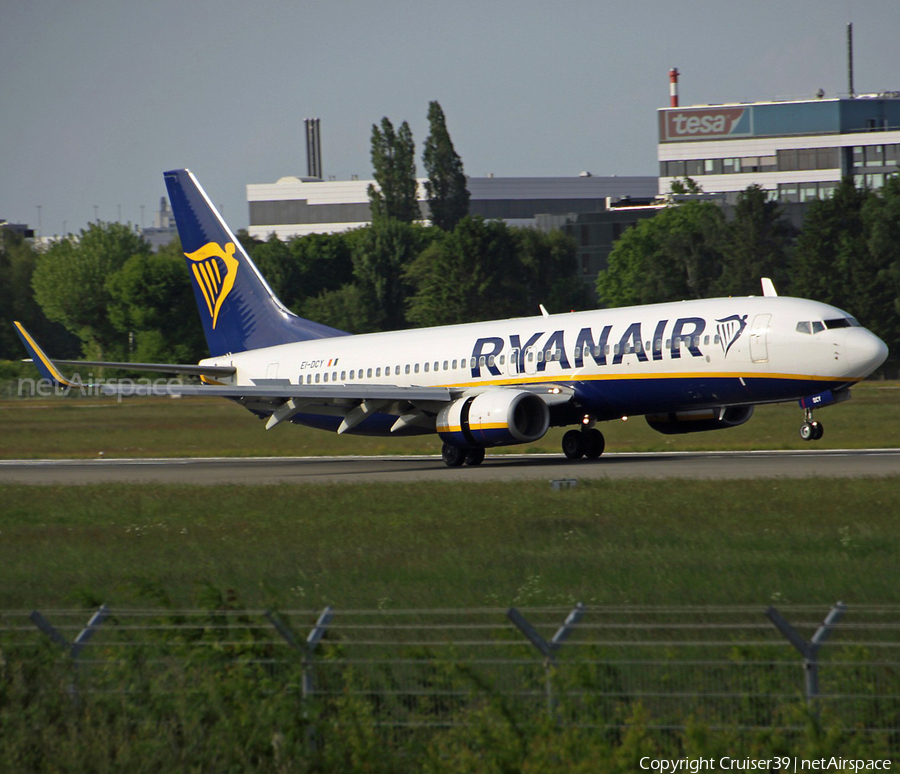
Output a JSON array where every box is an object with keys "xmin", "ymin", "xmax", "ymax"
[{"xmin": 845, "ymin": 329, "xmax": 889, "ymax": 378}]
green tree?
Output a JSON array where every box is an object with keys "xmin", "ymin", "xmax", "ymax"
[
  {"xmin": 860, "ymin": 175, "xmax": 900, "ymax": 372},
  {"xmin": 405, "ymin": 216, "xmax": 521, "ymax": 327},
  {"xmin": 596, "ymin": 202, "xmax": 728, "ymax": 307},
  {"xmin": 104, "ymin": 238, "xmax": 207, "ymax": 363},
  {"xmin": 422, "ymin": 101, "xmax": 470, "ymax": 231},
  {"xmin": 368, "ymin": 118, "xmax": 420, "ymax": 224},
  {"xmin": 514, "ymin": 227, "xmax": 593, "ymax": 315},
  {"xmin": 788, "ymin": 178, "xmax": 871, "ymax": 307},
  {"xmin": 0, "ymin": 227, "xmax": 80, "ymax": 360},
  {"xmin": 715, "ymin": 184, "xmax": 795, "ymax": 296},
  {"xmin": 300, "ymin": 283, "xmax": 377, "ymax": 334},
  {"xmin": 350, "ymin": 219, "xmax": 433, "ymax": 331},
  {"xmin": 32, "ymin": 222, "xmax": 151, "ymax": 359}
]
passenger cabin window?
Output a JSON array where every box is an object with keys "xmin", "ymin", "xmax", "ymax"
[
  {"xmin": 315, "ymin": 373, "xmax": 320, "ymax": 383},
  {"xmin": 376, "ymin": 368, "xmax": 381, "ymax": 377},
  {"xmin": 414, "ymin": 364, "xmax": 419, "ymax": 374},
  {"xmin": 366, "ymin": 368, "xmax": 372, "ymax": 378},
  {"xmin": 452, "ymin": 359, "xmax": 457, "ymax": 369},
  {"xmin": 405, "ymin": 364, "xmax": 411, "ymax": 375},
  {"xmin": 341, "ymin": 371, "xmax": 346, "ymax": 381},
  {"xmin": 443, "ymin": 361, "xmax": 448, "ymax": 370},
  {"xmin": 424, "ymin": 363, "xmax": 429, "ymax": 373}
]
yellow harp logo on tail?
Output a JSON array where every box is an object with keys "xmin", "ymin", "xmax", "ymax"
[{"xmin": 185, "ymin": 242, "xmax": 239, "ymax": 329}]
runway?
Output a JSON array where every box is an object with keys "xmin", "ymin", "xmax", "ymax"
[{"xmin": 1, "ymin": 449, "xmax": 898, "ymax": 485}]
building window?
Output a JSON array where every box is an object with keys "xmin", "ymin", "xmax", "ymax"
[
  {"xmin": 778, "ymin": 184, "xmax": 799, "ymax": 203},
  {"xmin": 686, "ymin": 159, "xmax": 704, "ymax": 176},
  {"xmin": 799, "ymin": 184, "xmax": 819, "ymax": 202},
  {"xmin": 816, "ymin": 148, "xmax": 839, "ymax": 169},
  {"xmin": 866, "ymin": 145, "xmax": 885, "ymax": 167},
  {"xmin": 722, "ymin": 158, "xmax": 740, "ymax": 174}
]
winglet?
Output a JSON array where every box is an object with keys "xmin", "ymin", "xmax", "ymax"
[
  {"xmin": 761, "ymin": 278, "xmax": 778, "ymax": 297},
  {"xmin": 13, "ymin": 322, "xmax": 75, "ymax": 387}
]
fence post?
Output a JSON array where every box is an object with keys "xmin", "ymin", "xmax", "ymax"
[
  {"xmin": 266, "ymin": 607, "xmax": 334, "ymax": 743},
  {"xmin": 765, "ymin": 602, "xmax": 846, "ymax": 709},
  {"xmin": 29, "ymin": 605, "xmax": 110, "ymax": 702},
  {"xmin": 507, "ymin": 603, "xmax": 585, "ymax": 716}
]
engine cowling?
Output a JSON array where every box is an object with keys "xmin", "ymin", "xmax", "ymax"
[
  {"xmin": 437, "ymin": 389, "xmax": 550, "ymax": 448},
  {"xmin": 645, "ymin": 405, "xmax": 754, "ymax": 435}
]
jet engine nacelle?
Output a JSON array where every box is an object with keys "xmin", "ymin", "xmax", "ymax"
[
  {"xmin": 645, "ymin": 405, "xmax": 754, "ymax": 435},
  {"xmin": 437, "ymin": 389, "xmax": 550, "ymax": 448}
]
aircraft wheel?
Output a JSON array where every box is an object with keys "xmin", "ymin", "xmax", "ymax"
[
  {"xmin": 465, "ymin": 447, "xmax": 486, "ymax": 466},
  {"xmin": 811, "ymin": 421, "xmax": 824, "ymax": 440},
  {"xmin": 800, "ymin": 422, "xmax": 815, "ymax": 441},
  {"xmin": 583, "ymin": 428, "xmax": 605, "ymax": 459},
  {"xmin": 441, "ymin": 443, "xmax": 467, "ymax": 467},
  {"xmin": 562, "ymin": 429, "xmax": 585, "ymax": 460}
]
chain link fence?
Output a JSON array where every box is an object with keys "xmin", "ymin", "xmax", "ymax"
[{"xmin": 2, "ymin": 603, "xmax": 898, "ymax": 746}]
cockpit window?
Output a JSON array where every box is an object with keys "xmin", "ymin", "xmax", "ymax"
[
  {"xmin": 825, "ymin": 318, "xmax": 856, "ymax": 329},
  {"xmin": 796, "ymin": 321, "xmax": 811, "ymax": 335},
  {"xmin": 811, "ymin": 321, "xmax": 825, "ymax": 334}
]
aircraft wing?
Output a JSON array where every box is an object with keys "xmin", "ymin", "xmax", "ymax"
[{"xmin": 15, "ymin": 320, "xmax": 572, "ymax": 432}]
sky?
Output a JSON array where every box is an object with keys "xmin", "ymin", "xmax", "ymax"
[{"xmin": 3, "ymin": 0, "xmax": 899, "ymax": 237}]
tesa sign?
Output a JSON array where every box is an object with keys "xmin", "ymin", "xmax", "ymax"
[{"xmin": 661, "ymin": 108, "xmax": 748, "ymax": 141}]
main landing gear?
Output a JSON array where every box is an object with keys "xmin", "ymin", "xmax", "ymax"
[
  {"xmin": 562, "ymin": 427, "xmax": 605, "ymax": 460},
  {"xmin": 799, "ymin": 408, "xmax": 824, "ymax": 441},
  {"xmin": 441, "ymin": 443, "xmax": 486, "ymax": 467}
]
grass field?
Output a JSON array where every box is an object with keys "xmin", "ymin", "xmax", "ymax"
[
  {"xmin": 2, "ymin": 478, "xmax": 898, "ymax": 610},
  {"xmin": 1, "ymin": 380, "xmax": 898, "ymax": 459}
]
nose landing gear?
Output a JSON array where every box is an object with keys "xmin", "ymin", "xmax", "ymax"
[{"xmin": 799, "ymin": 408, "xmax": 824, "ymax": 441}]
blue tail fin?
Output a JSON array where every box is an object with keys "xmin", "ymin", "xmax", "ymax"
[{"xmin": 164, "ymin": 168, "xmax": 347, "ymax": 356}]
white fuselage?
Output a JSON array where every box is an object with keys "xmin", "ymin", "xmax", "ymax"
[{"xmin": 201, "ymin": 295, "xmax": 887, "ymax": 431}]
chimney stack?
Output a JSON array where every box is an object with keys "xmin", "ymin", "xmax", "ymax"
[
  {"xmin": 847, "ymin": 24, "xmax": 855, "ymax": 99},
  {"xmin": 669, "ymin": 68, "xmax": 680, "ymax": 108},
  {"xmin": 305, "ymin": 118, "xmax": 322, "ymax": 179}
]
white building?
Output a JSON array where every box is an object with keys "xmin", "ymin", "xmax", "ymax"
[
  {"xmin": 658, "ymin": 94, "xmax": 900, "ymax": 203},
  {"xmin": 246, "ymin": 174, "xmax": 658, "ymax": 240}
]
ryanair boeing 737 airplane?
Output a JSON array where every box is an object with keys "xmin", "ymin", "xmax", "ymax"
[{"xmin": 15, "ymin": 169, "xmax": 889, "ymax": 466}]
